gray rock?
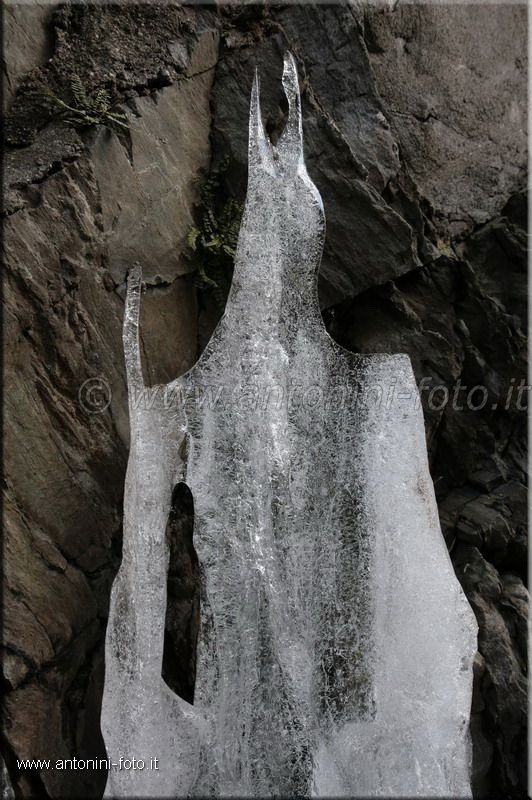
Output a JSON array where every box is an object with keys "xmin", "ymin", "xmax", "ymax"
[
  {"xmin": 89, "ymin": 29, "xmax": 219, "ymax": 285},
  {"xmin": 3, "ymin": 3, "xmax": 55, "ymax": 111},
  {"xmin": 455, "ymin": 545, "xmax": 528, "ymax": 798},
  {"xmin": 364, "ymin": 3, "xmax": 527, "ymax": 231}
]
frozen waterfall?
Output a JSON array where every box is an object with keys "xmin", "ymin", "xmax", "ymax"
[{"xmin": 101, "ymin": 52, "xmax": 478, "ymax": 798}]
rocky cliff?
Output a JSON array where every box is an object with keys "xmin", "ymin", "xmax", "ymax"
[{"xmin": 3, "ymin": 3, "xmax": 527, "ymax": 798}]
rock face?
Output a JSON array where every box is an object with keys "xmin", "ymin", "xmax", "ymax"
[
  {"xmin": 365, "ymin": 3, "xmax": 527, "ymax": 228},
  {"xmin": 2, "ymin": 2, "xmax": 55, "ymax": 111},
  {"xmin": 2, "ymin": 3, "xmax": 527, "ymax": 799}
]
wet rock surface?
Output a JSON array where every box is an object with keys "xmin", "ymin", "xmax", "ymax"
[{"xmin": 2, "ymin": 3, "xmax": 527, "ymax": 798}]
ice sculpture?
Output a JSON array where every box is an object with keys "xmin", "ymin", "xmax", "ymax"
[{"xmin": 101, "ymin": 53, "xmax": 478, "ymax": 798}]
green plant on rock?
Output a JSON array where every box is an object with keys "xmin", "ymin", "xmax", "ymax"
[
  {"xmin": 187, "ymin": 160, "xmax": 243, "ymax": 308},
  {"xmin": 35, "ymin": 74, "xmax": 128, "ymax": 132}
]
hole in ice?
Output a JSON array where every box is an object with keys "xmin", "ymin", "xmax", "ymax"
[
  {"xmin": 162, "ymin": 481, "xmax": 200, "ymax": 704},
  {"xmin": 265, "ymin": 91, "xmax": 289, "ymax": 146}
]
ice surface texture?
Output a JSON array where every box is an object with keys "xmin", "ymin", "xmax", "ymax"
[{"xmin": 101, "ymin": 53, "xmax": 478, "ymax": 798}]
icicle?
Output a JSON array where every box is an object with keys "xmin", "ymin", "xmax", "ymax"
[{"xmin": 101, "ymin": 52, "xmax": 477, "ymax": 798}]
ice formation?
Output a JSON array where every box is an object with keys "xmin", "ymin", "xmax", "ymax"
[{"xmin": 101, "ymin": 53, "xmax": 478, "ymax": 798}]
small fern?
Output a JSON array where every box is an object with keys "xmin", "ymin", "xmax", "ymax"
[
  {"xmin": 188, "ymin": 159, "xmax": 243, "ymax": 307},
  {"xmin": 71, "ymin": 74, "xmax": 89, "ymax": 108},
  {"xmin": 33, "ymin": 74, "xmax": 128, "ymax": 132}
]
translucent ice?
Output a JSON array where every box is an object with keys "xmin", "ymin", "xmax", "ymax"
[{"xmin": 101, "ymin": 53, "xmax": 478, "ymax": 798}]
